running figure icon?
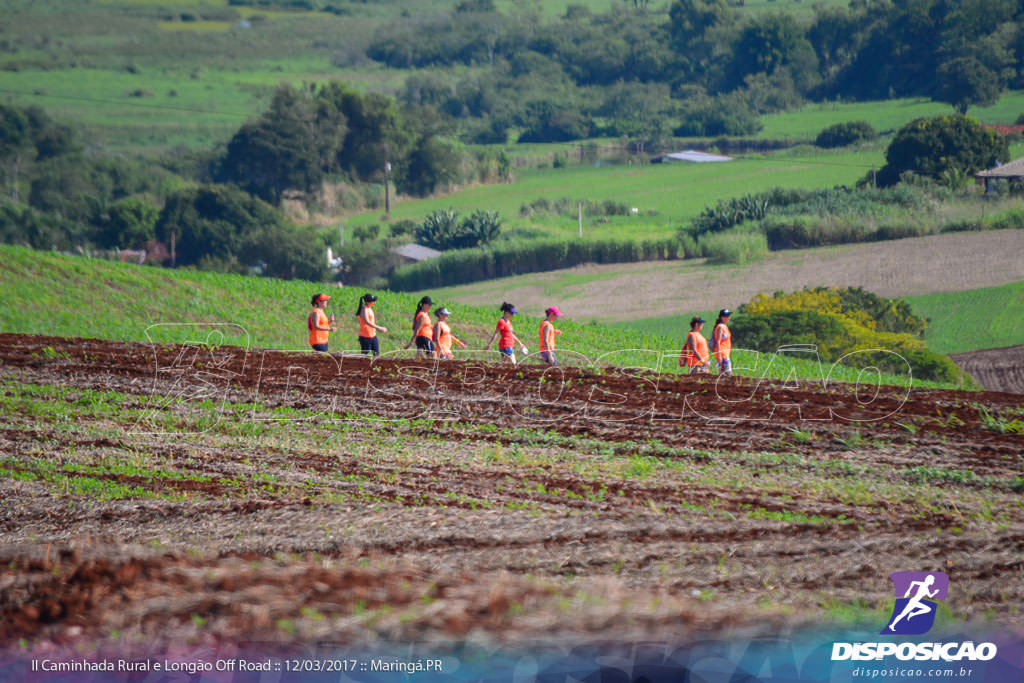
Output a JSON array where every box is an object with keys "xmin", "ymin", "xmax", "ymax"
[
  {"xmin": 887, "ymin": 574, "xmax": 939, "ymax": 632},
  {"xmin": 882, "ymin": 572, "xmax": 950, "ymax": 635}
]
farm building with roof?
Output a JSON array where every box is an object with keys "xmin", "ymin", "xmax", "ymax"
[{"xmin": 974, "ymin": 156, "xmax": 1024, "ymax": 192}]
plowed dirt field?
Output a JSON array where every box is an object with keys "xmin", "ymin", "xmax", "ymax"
[
  {"xmin": 951, "ymin": 345, "xmax": 1024, "ymax": 395},
  {"xmin": 1, "ymin": 333, "xmax": 1022, "ymax": 650}
]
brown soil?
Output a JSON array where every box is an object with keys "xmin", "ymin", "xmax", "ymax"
[
  {"xmin": 0, "ymin": 333, "xmax": 1021, "ymax": 650},
  {"xmin": 951, "ymin": 345, "xmax": 1024, "ymax": 394}
]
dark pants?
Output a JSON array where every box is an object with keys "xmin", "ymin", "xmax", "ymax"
[
  {"xmin": 311, "ymin": 343, "xmax": 329, "ymax": 353},
  {"xmin": 415, "ymin": 336, "xmax": 434, "ymax": 353},
  {"xmin": 359, "ymin": 336, "xmax": 380, "ymax": 356}
]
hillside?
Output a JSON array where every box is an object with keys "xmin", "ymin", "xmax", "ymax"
[
  {"xmin": 0, "ymin": 244, "xmax": 964, "ymax": 389},
  {"xmin": 429, "ymin": 229, "xmax": 1024, "ymax": 329}
]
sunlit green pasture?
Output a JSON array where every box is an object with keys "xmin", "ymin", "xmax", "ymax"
[
  {"xmin": 353, "ymin": 146, "xmax": 882, "ymax": 240},
  {"xmin": 759, "ymin": 91, "xmax": 1024, "ymax": 141},
  {"xmin": 904, "ymin": 281, "xmax": 1024, "ymax": 354}
]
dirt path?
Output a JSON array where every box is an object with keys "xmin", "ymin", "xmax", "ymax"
[{"xmin": 437, "ymin": 230, "xmax": 1024, "ymax": 321}]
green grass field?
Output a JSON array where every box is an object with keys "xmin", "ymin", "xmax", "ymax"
[
  {"xmin": 351, "ymin": 146, "xmax": 885, "ymax": 241},
  {"xmin": 759, "ymin": 92, "xmax": 1024, "ymax": 140},
  {"xmin": 904, "ymin": 282, "xmax": 1024, "ymax": 354},
  {"xmin": 0, "ymin": 244, "xmax": 949, "ymax": 388}
]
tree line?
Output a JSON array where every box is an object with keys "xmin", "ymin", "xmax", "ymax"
[{"xmin": 378, "ymin": 0, "xmax": 1024, "ymax": 141}]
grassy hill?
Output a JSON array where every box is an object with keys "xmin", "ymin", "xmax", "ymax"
[
  {"xmin": 0, "ymin": 244, "xmax": 960, "ymax": 388},
  {"xmin": 904, "ymin": 281, "xmax": 1024, "ymax": 354},
  {"xmin": 427, "ymin": 229, "xmax": 1024, "ymax": 329},
  {"xmin": 345, "ymin": 146, "xmax": 886, "ymax": 240}
]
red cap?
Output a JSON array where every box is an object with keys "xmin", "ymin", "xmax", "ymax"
[
  {"xmin": 315, "ymin": 294, "xmax": 331, "ymax": 303},
  {"xmin": 545, "ymin": 306, "xmax": 564, "ymax": 317}
]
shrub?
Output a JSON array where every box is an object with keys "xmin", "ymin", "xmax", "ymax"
[
  {"xmin": 155, "ymin": 184, "xmax": 322, "ymax": 279},
  {"xmin": 876, "ymin": 115, "xmax": 1008, "ymax": 187},
  {"xmin": 815, "ymin": 121, "xmax": 877, "ymax": 148},
  {"xmin": 414, "ymin": 208, "xmax": 502, "ymax": 251},
  {"xmin": 689, "ymin": 195, "xmax": 770, "ymax": 235},
  {"xmin": 519, "ymin": 197, "xmax": 631, "ymax": 219},
  {"xmin": 388, "ymin": 219, "xmax": 415, "ymax": 238},
  {"xmin": 99, "ymin": 197, "xmax": 158, "ymax": 249},
  {"xmin": 462, "ymin": 209, "xmax": 502, "ymax": 245},
  {"xmin": 699, "ymin": 230, "xmax": 767, "ymax": 265},
  {"xmin": 415, "ymin": 209, "xmax": 462, "ymax": 250},
  {"xmin": 741, "ymin": 287, "xmax": 926, "ymax": 336},
  {"xmin": 388, "ymin": 237, "xmax": 681, "ymax": 291},
  {"xmin": 730, "ymin": 308, "xmax": 960, "ymax": 383},
  {"xmin": 763, "ymin": 216, "xmax": 869, "ymax": 249}
]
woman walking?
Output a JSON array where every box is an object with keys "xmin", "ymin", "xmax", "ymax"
[
  {"xmin": 711, "ymin": 308, "xmax": 732, "ymax": 376},
  {"xmin": 679, "ymin": 316, "xmax": 710, "ymax": 374},
  {"xmin": 433, "ymin": 307, "xmax": 466, "ymax": 359},
  {"xmin": 308, "ymin": 293, "xmax": 337, "ymax": 352},
  {"xmin": 405, "ymin": 295, "xmax": 435, "ymax": 358},
  {"xmin": 538, "ymin": 305, "xmax": 564, "ymax": 366},
  {"xmin": 484, "ymin": 302, "xmax": 528, "ymax": 364},
  {"xmin": 355, "ymin": 293, "xmax": 387, "ymax": 356}
]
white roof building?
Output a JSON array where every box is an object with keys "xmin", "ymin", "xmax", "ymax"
[
  {"xmin": 392, "ymin": 243, "xmax": 443, "ymax": 262},
  {"xmin": 655, "ymin": 150, "xmax": 734, "ymax": 163}
]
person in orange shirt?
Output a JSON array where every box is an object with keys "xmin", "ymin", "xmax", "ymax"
[
  {"xmin": 483, "ymin": 302, "xmax": 528, "ymax": 365},
  {"xmin": 711, "ymin": 308, "xmax": 732, "ymax": 376},
  {"xmin": 539, "ymin": 305, "xmax": 564, "ymax": 366},
  {"xmin": 433, "ymin": 307, "xmax": 466, "ymax": 359},
  {"xmin": 679, "ymin": 316, "xmax": 710, "ymax": 374},
  {"xmin": 308, "ymin": 293, "xmax": 336, "ymax": 352},
  {"xmin": 405, "ymin": 295, "xmax": 435, "ymax": 358},
  {"xmin": 355, "ymin": 293, "xmax": 387, "ymax": 356}
]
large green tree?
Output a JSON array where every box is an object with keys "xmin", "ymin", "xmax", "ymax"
[
  {"xmin": 931, "ymin": 56, "xmax": 1003, "ymax": 114},
  {"xmin": 217, "ymin": 85, "xmax": 342, "ymax": 204},
  {"xmin": 876, "ymin": 115, "xmax": 1009, "ymax": 187},
  {"xmin": 156, "ymin": 184, "xmax": 325, "ymax": 280},
  {"xmin": 727, "ymin": 14, "xmax": 819, "ymax": 92}
]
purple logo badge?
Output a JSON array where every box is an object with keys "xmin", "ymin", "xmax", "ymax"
[{"xmin": 883, "ymin": 572, "xmax": 949, "ymax": 635}]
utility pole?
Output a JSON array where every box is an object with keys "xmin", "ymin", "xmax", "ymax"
[
  {"xmin": 338, "ymin": 219, "xmax": 344, "ymax": 249},
  {"xmin": 384, "ymin": 161, "xmax": 391, "ymax": 219}
]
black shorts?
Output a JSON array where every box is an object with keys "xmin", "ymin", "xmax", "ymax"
[
  {"xmin": 359, "ymin": 336, "xmax": 380, "ymax": 356},
  {"xmin": 311, "ymin": 343, "xmax": 329, "ymax": 353},
  {"xmin": 415, "ymin": 336, "xmax": 434, "ymax": 353}
]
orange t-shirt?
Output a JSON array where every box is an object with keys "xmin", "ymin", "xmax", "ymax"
[
  {"xmin": 309, "ymin": 309, "xmax": 329, "ymax": 346},
  {"xmin": 539, "ymin": 320, "xmax": 560, "ymax": 352},
  {"xmin": 682, "ymin": 330, "xmax": 709, "ymax": 367},
  {"xmin": 436, "ymin": 320, "xmax": 461, "ymax": 356},
  {"xmin": 415, "ymin": 311, "xmax": 433, "ymax": 339},
  {"xmin": 359, "ymin": 306, "xmax": 376, "ymax": 338},
  {"xmin": 713, "ymin": 322, "xmax": 731, "ymax": 360}
]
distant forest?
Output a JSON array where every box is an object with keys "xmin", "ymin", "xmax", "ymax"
[{"xmin": 362, "ymin": 0, "xmax": 1024, "ymax": 142}]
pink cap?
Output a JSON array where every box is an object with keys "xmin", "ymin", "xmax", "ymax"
[{"xmin": 545, "ymin": 306, "xmax": 564, "ymax": 317}]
